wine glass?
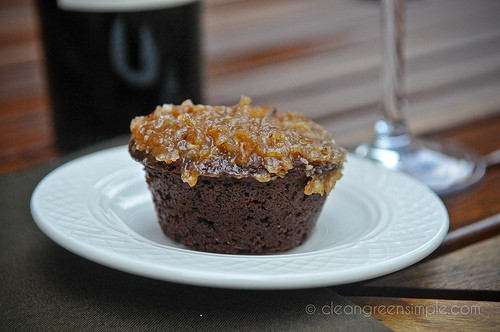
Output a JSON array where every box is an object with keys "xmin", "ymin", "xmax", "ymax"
[{"xmin": 355, "ymin": 0, "xmax": 486, "ymax": 195}]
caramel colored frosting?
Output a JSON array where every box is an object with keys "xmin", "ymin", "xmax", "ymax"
[{"xmin": 130, "ymin": 96, "xmax": 345, "ymax": 195}]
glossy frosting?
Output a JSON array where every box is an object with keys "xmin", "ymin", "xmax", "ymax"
[{"xmin": 130, "ymin": 97, "xmax": 345, "ymax": 194}]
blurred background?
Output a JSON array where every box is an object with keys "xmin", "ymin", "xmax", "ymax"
[{"xmin": 1, "ymin": 0, "xmax": 500, "ymax": 173}]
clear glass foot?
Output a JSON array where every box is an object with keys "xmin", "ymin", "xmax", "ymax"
[
  {"xmin": 355, "ymin": 132, "xmax": 486, "ymax": 195},
  {"xmin": 356, "ymin": 0, "xmax": 486, "ymax": 195}
]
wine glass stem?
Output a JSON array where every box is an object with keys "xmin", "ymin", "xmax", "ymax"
[
  {"xmin": 378, "ymin": 0, "xmax": 409, "ymax": 140},
  {"xmin": 356, "ymin": 0, "xmax": 486, "ymax": 194}
]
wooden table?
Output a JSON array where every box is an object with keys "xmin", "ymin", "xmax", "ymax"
[{"xmin": 1, "ymin": 0, "xmax": 499, "ymax": 330}]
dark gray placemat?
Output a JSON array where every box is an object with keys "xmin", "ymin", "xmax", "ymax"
[{"xmin": 0, "ymin": 138, "xmax": 391, "ymax": 331}]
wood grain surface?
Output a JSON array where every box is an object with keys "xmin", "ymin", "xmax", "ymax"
[
  {"xmin": 2, "ymin": 0, "xmax": 500, "ymax": 172},
  {"xmin": 358, "ymin": 234, "xmax": 500, "ymax": 294},
  {"xmin": 347, "ymin": 297, "xmax": 500, "ymax": 332}
]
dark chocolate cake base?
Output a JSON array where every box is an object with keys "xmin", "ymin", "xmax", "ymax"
[{"xmin": 131, "ymin": 146, "xmax": 328, "ymax": 254}]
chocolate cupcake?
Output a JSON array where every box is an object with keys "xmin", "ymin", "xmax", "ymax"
[{"xmin": 129, "ymin": 97, "xmax": 346, "ymax": 254}]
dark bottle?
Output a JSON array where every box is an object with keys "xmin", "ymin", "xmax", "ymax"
[{"xmin": 35, "ymin": 0, "xmax": 203, "ymax": 151}]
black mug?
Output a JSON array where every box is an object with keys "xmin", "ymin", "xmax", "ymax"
[{"xmin": 36, "ymin": 0, "xmax": 203, "ymax": 151}]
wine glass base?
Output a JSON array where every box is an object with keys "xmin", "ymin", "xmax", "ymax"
[{"xmin": 355, "ymin": 138, "xmax": 486, "ymax": 195}]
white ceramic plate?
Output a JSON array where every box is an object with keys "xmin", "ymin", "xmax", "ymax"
[{"xmin": 31, "ymin": 146, "xmax": 448, "ymax": 289}]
